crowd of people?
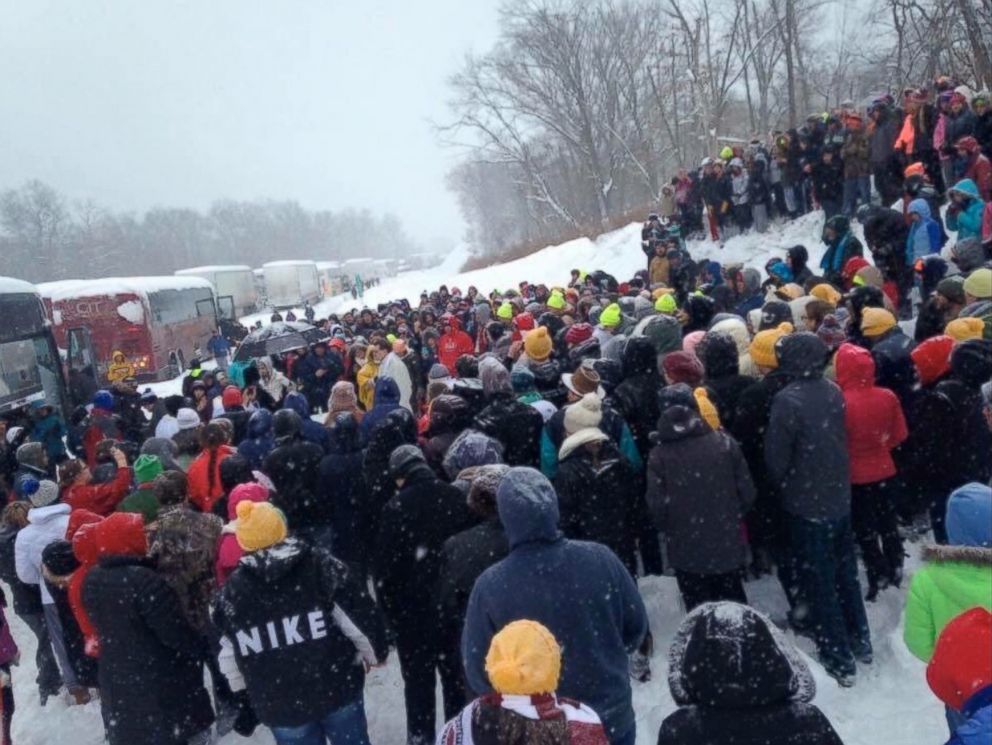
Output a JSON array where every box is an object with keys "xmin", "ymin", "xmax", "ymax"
[
  {"xmin": 660, "ymin": 81, "xmax": 991, "ymax": 252},
  {"xmin": 0, "ymin": 82, "xmax": 990, "ymax": 745}
]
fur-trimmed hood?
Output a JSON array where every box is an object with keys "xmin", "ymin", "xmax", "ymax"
[{"xmin": 922, "ymin": 544, "xmax": 992, "ymax": 566}]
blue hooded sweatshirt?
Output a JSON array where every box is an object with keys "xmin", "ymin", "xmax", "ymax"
[
  {"xmin": 947, "ymin": 179, "xmax": 986, "ymax": 240},
  {"xmin": 461, "ymin": 467, "xmax": 648, "ymax": 741},
  {"xmin": 945, "ymin": 482, "xmax": 992, "ymax": 548},
  {"xmin": 906, "ymin": 198, "xmax": 943, "ymax": 264},
  {"xmin": 237, "ymin": 409, "xmax": 274, "ymax": 469},
  {"xmin": 358, "ymin": 377, "xmax": 401, "ymax": 441},
  {"xmin": 282, "ymin": 392, "xmax": 330, "ymax": 452}
]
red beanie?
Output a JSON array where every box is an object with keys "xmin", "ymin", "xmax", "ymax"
[
  {"xmin": 927, "ymin": 608, "xmax": 992, "ymax": 712},
  {"xmin": 661, "ymin": 351, "xmax": 704, "ymax": 387},
  {"xmin": 842, "ymin": 256, "xmax": 871, "ymax": 288},
  {"xmin": 513, "ymin": 312, "xmax": 535, "ymax": 332},
  {"xmin": 911, "ymin": 335, "xmax": 954, "ymax": 386},
  {"xmin": 222, "ymin": 385, "xmax": 243, "ymax": 409},
  {"xmin": 565, "ymin": 323, "xmax": 593, "ymax": 346}
]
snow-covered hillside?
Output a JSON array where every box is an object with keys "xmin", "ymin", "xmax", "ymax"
[{"xmin": 17, "ymin": 211, "xmax": 949, "ymax": 745}]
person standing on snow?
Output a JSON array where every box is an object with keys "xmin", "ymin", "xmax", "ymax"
[
  {"xmin": 462, "ymin": 467, "xmax": 647, "ymax": 745},
  {"xmin": 214, "ymin": 500, "xmax": 388, "ymax": 745},
  {"xmin": 764, "ymin": 333, "xmax": 872, "ymax": 686},
  {"xmin": 835, "ymin": 343, "xmax": 909, "ymax": 600}
]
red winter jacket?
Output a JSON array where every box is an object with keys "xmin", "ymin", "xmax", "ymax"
[
  {"xmin": 836, "ymin": 344, "xmax": 908, "ymax": 484},
  {"xmin": 62, "ymin": 466, "xmax": 132, "ymax": 516},
  {"xmin": 66, "ymin": 510, "xmax": 104, "ymax": 656},
  {"xmin": 438, "ymin": 316, "xmax": 474, "ymax": 374},
  {"xmin": 187, "ymin": 445, "xmax": 235, "ymax": 513},
  {"xmin": 927, "ymin": 607, "xmax": 992, "ymax": 712}
]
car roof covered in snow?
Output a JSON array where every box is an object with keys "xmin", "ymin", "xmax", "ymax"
[
  {"xmin": 175, "ymin": 265, "xmax": 253, "ymax": 275},
  {"xmin": 0, "ymin": 276, "xmax": 41, "ymax": 296},
  {"xmin": 38, "ymin": 276, "xmax": 215, "ymax": 301}
]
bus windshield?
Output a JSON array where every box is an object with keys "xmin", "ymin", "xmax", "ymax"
[{"xmin": 0, "ymin": 289, "xmax": 65, "ymax": 415}]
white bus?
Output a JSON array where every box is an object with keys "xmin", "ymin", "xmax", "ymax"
[
  {"xmin": 175, "ymin": 265, "xmax": 258, "ymax": 317},
  {"xmin": 262, "ymin": 260, "xmax": 321, "ymax": 309}
]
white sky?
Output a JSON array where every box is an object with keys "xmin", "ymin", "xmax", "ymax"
[{"xmin": 0, "ymin": 1, "xmax": 501, "ymax": 247}]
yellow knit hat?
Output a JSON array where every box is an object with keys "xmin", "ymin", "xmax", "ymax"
[
  {"xmin": 860, "ymin": 307, "xmax": 897, "ymax": 338},
  {"xmin": 523, "ymin": 326, "xmax": 553, "ymax": 362},
  {"xmin": 749, "ymin": 322, "xmax": 794, "ymax": 369},
  {"xmin": 600, "ymin": 303, "xmax": 622, "ymax": 328},
  {"xmin": 944, "ymin": 317, "xmax": 985, "ymax": 342},
  {"xmin": 235, "ymin": 501, "xmax": 287, "ymax": 552},
  {"xmin": 655, "ymin": 294, "xmax": 678, "ymax": 314},
  {"xmin": 810, "ymin": 283, "xmax": 841, "ymax": 307},
  {"xmin": 694, "ymin": 388, "xmax": 721, "ymax": 430},
  {"xmin": 485, "ymin": 620, "xmax": 561, "ymax": 695}
]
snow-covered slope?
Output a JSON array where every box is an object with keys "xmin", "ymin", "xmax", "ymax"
[{"xmin": 12, "ymin": 211, "xmax": 948, "ymax": 744}]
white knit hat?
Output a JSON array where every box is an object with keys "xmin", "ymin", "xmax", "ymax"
[
  {"xmin": 29, "ymin": 479, "xmax": 60, "ymax": 508},
  {"xmin": 176, "ymin": 408, "xmax": 201, "ymax": 430},
  {"xmin": 563, "ymin": 393, "xmax": 603, "ymax": 436}
]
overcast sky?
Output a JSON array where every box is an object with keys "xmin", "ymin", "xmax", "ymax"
[{"xmin": 0, "ymin": 1, "xmax": 500, "ymax": 247}]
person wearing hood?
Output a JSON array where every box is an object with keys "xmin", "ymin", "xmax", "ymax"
[
  {"xmin": 553, "ymin": 394, "xmax": 642, "ymax": 575},
  {"xmin": 214, "ymin": 501, "xmax": 387, "ymax": 745},
  {"xmin": 731, "ymin": 267, "xmax": 765, "ymax": 319},
  {"xmin": 83, "ymin": 512, "xmax": 214, "ymax": 745},
  {"xmin": 263, "ymin": 409, "xmax": 328, "ymax": 542},
  {"xmin": 363, "ymin": 407, "xmax": 418, "ymax": 539},
  {"xmin": 374, "ymin": 445, "xmax": 475, "ymax": 744},
  {"xmin": 358, "ymin": 376, "xmax": 402, "ymax": 442},
  {"xmin": 927, "ymin": 607, "xmax": 992, "ymax": 742},
  {"xmin": 647, "ymin": 384, "xmax": 754, "ymax": 610},
  {"xmin": 679, "ymin": 294, "xmax": 716, "ymax": 336},
  {"xmin": 236, "ymin": 408, "xmax": 275, "ymax": 470},
  {"xmin": 438, "ymin": 314, "xmax": 475, "ymax": 374},
  {"xmin": 820, "ymin": 215, "xmax": 864, "ymax": 288},
  {"xmin": 440, "ymin": 620, "xmax": 610, "ymax": 745},
  {"xmin": 786, "ymin": 245, "xmax": 814, "ymax": 287},
  {"xmin": 612, "ymin": 337, "xmax": 663, "ymax": 461},
  {"xmin": 835, "ymin": 344, "xmax": 909, "ymax": 599},
  {"xmin": 282, "ymin": 391, "xmax": 331, "ymax": 452},
  {"xmin": 710, "ymin": 313, "xmax": 759, "ymax": 377},
  {"xmin": 474, "ymin": 356, "xmax": 544, "ymax": 469},
  {"xmin": 462, "ymin": 468, "xmax": 647, "ymax": 745},
  {"xmin": 658, "ymin": 601, "xmax": 844, "ymax": 745},
  {"xmin": 295, "ymin": 341, "xmax": 344, "ymax": 414},
  {"xmin": 858, "ymin": 203, "xmax": 913, "ymax": 313},
  {"xmin": 955, "ymin": 135, "xmax": 991, "ymax": 200},
  {"xmin": 946, "ymin": 179, "xmax": 986, "ymax": 240},
  {"xmin": 698, "ymin": 330, "xmax": 755, "ymax": 430},
  {"xmin": 935, "ymin": 340, "xmax": 992, "ymax": 489},
  {"xmin": 907, "ymin": 198, "xmax": 943, "ymax": 268},
  {"xmin": 764, "ymin": 333, "xmax": 871, "ymax": 685},
  {"xmin": 325, "ymin": 380, "xmax": 364, "ymax": 427},
  {"xmin": 254, "ymin": 357, "xmax": 293, "ymax": 410},
  {"xmin": 905, "ymin": 482, "xmax": 992, "ymax": 663},
  {"xmin": 319, "ymin": 413, "xmax": 372, "ymax": 574}
]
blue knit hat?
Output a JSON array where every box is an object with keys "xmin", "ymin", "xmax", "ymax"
[
  {"xmin": 946, "ymin": 483, "xmax": 992, "ymax": 547},
  {"xmin": 92, "ymin": 389, "xmax": 114, "ymax": 411}
]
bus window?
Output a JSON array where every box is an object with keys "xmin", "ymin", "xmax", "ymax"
[
  {"xmin": 196, "ymin": 297, "xmax": 219, "ymax": 322},
  {"xmin": 149, "ymin": 288, "xmax": 214, "ymax": 325},
  {"xmin": 215, "ymin": 295, "xmax": 235, "ymax": 320}
]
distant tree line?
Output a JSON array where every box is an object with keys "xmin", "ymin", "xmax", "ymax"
[
  {"xmin": 0, "ymin": 179, "xmax": 419, "ymax": 283},
  {"xmin": 444, "ymin": 0, "xmax": 992, "ymax": 258}
]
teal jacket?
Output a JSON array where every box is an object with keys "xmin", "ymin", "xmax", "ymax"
[{"xmin": 947, "ymin": 179, "xmax": 986, "ymax": 240}]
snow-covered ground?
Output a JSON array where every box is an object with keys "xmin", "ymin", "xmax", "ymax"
[{"xmin": 9, "ymin": 211, "xmax": 950, "ymax": 744}]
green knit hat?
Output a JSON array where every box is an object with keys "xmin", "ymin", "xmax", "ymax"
[
  {"xmin": 655, "ymin": 294, "xmax": 677, "ymax": 314},
  {"xmin": 133, "ymin": 454, "xmax": 163, "ymax": 485},
  {"xmin": 547, "ymin": 291, "xmax": 566, "ymax": 310},
  {"xmin": 497, "ymin": 302, "xmax": 514, "ymax": 320},
  {"xmin": 600, "ymin": 303, "xmax": 622, "ymax": 328}
]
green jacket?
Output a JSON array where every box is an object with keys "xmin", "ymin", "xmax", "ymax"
[
  {"xmin": 904, "ymin": 544, "xmax": 992, "ymax": 662},
  {"xmin": 117, "ymin": 486, "xmax": 160, "ymax": 523}
]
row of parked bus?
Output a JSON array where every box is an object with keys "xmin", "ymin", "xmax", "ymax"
[{"xmin": 0, "ymin": 257, "xmax": 404, "ymax": 416}]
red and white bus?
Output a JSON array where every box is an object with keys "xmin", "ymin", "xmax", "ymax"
[
  {"xmin": 39, "ymin": 276, "xmax": 219, "ymax": 387},
  {"xmin": 0, "ymin": 277, "xmax": 68, "ymax": 416}
]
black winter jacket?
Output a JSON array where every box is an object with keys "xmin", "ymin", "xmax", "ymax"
[
  {"xmin": 263, "ymin": 437, "xmax": 328, "ymax": 533},
  {"xmin": 320, "ymin": 422, "xmax": 372, "ymax": 571},
  {"xmin": 83, "ymin": 556, "xmax": 214, "ymax": 745},
  {"xmin": 0, "ymin": 525, "xmax": 42, "ymax": 615},
  {"xmin": 554, "ymin": 439, "xmax": 642, "ymax": 573},
  {"xmin": 613, "ymin": 338, "xmax": 662, "ymax": 459},
  {"xmin": 214, "ymin": 538, "xmax": 387, "ymax": 728},
  {"xmin": 764, "ymin": 334, "xmax": 851, "ymax": 521},
  {"xmin": 474, "ymin": 394, "xmax": 544, "ymax": 469},
  {"xmin": 646, "ymin": 406, "xmax": 754, "ymax": 574},
  {"xmin": 373, "ymin": 464, "xmax": 475, "ymax": 625}
]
